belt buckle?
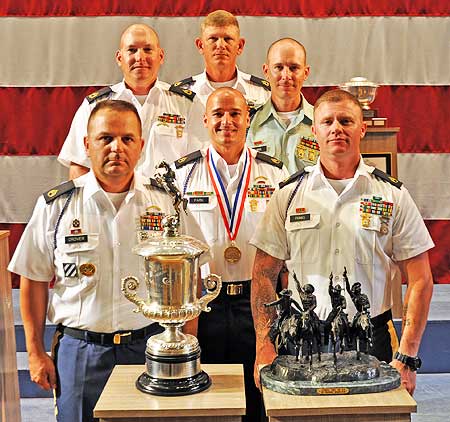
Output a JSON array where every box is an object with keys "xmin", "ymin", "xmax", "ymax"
[
  {"xmin": 113, "ymin": 331, "xmax": 132, "ymax": 345},
  {"xmin": 226, "ymin": 283, "xmax": 243, "ymax": 296}
]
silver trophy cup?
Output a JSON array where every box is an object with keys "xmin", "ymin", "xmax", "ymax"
[{"xmin": 121, "ymin": 162, "xmax": 221, "ymax": 396}]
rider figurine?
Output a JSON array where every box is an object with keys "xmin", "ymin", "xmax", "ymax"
[
  {"xmin": 343, "ymin": 267, "xmax": 371, "ymax": 325},
  {"xmin": 293, "ymin": 273, "xmax": 321, "ymax": 333},
  {"xmin": 324, "ymin": 272, "xmax": 350, "ymax": 345},
  {"xmin": 265, "ymin": 289, "xmax": 303, "ymax": 344}
]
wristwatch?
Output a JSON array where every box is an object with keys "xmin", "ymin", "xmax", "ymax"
[{"xmin": 394, "ymin": 351, "xmax": 422, "ymax": 371}]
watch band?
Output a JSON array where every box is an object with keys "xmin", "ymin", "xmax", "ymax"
[{"xmin": 394, "ymin": 351, "xmax": 422, "ymax": 371}]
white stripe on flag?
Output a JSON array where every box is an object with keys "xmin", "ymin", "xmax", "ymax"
[{"xmin": 1, "ymin": 16, "xmax": 448, "ymax": 87}]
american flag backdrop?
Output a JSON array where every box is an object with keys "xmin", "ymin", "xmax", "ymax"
[{"xmin": 1, "ymin": 1, "xmax": 449, "ymax": 286}]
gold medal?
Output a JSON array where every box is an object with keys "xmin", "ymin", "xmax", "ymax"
[
  {"xmin": 224, "ymin": 244, "xmax": 241, "ymax": 263},
  {"xmin": 79, "ymin": 263, "xmax": 96, "ymax": 277}
]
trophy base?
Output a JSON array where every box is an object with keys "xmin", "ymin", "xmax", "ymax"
[
  {"xmin": 261, "ymin": 351, "xmax": 400, "ymax": 395},
  {"xmin": 136, "ymin": 370, "xmax": 211, "ymax": 396}
]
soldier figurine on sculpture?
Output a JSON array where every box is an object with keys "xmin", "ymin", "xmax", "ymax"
[
  {"xmin": 324, "ymin": 273, "xmax": 350, "ymax": 358},
  {"xmin": 265, "ymin": 289, "xmax": 303, "ymax": 348},
  {"xmin": 155, "ymin": 161, "xmax": 188, "ymax": 223},
  {"xmin": 344, "ymin": 267, "xmax": 374, "ymax": 360},
  {"xmin": 293, "ymin": 272, "xmax": 322, "ymax": 359},
  {"xmin": 260, "ymin": 267, "xmax": 401, "ymax": 395}
]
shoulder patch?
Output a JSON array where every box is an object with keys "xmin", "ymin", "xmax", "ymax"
[
  {"xmin": 279, "ymin": 169, "xmax": 306, "ymax": 189},
  {"xmin": 43, "ymin": 180, "xmax": 75, "ymax": 204},
  {"xmin": 175, "ymin": 150, "xmax": 202, "ymax": 169},
  {"xmin": 148, "ymin": 178, "xmax": 165, "ymax": 191},
  {"xmin": 372, "ymin": 168, "xmax": 403, "ymax": 189},
  {"xmin": 171, "ymin": 76, "xmax": 195, "ymax": 88},
  {"xmin": 250, "ymin": 75, "xmax": 271, "ymax": 91},
  {"xmin": 86, "ymin": 86, "xmax": 113, "ymax": 104},
  {"xmin": 169, "ymin": 84, "xmax": 196, "ymax": 101},
  {"xmin": 255, "ymin": 152, "xmax": 283, "ymax": 169}
]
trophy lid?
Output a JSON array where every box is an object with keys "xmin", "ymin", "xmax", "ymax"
[
  {"xmin": 340, "ymin": 77, "xmax": 379, "ymax": 88},
  {"xmin": 132, "ymin": 234, "xmax": 209, "ymax": 259}
]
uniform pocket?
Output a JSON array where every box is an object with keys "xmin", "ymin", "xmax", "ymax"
[
  {"xmin": 55, "ymin": 233, "xmax": 100, "ymax": 286},
  {"xmin": 285, "ymin": 214, "xmax": 320, "ymax": 263},
  {"xmin": 354, "ymin": 227, "xmax": 376, "ymax": 264}
]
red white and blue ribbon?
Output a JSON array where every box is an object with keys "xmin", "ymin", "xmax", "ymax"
[{"xmin": 206, "ymin": 147, "xmax": 252, "ymax": 242}]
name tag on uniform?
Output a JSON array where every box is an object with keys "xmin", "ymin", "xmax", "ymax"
[
  {"xmin": 189, "ymin": 196, "xmax": 209, "ymax": 204},
  {"xmin": 290, "ymin": 213, "xmax": 311, "ymax": 223},
  {"xmin": 65, "ymin": 234, "xmax": 88, "ymax": 244}
]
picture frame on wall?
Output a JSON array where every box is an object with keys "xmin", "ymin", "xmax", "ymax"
[{"xmin": 362, "ymin": 152, "xmax": 392, "ymax": 175}]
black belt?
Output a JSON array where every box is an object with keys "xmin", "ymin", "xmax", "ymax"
[
  {"xmin": 57, "ymin": 323, "xmax": 159, "ymax": 346},
  {"xmin": 371, "ymin": 309, "xmax": 392, "ymax": 329},
  {"xmin": 221, "ymin": 280, "xmax": 251, "ymax": 296}
]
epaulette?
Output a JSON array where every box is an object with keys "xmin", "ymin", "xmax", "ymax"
[
  {"xmin": 255, "ymin": 152, "xmax": 283, "ymax": 169},
  {"xmin": 86, "ymin": 86, "xmax": 113, "ymax": 104},
  {"xmin": 169, "ymin": 84, "xmax": 196, "ymax": 101},
  {"xmin": 174, "ymin": 150, "xmax": 202, "ymax": 169},
  {"xmin": 250, "ymin": 75, "xmax": 271, "ymax": 91},
  {"xmin": 372, "ymin": 168, "xmax": 403, "ymax": 189},
  {"xmin": 43, "ymin": 180, "xmax": 75, "ymax": 204},
  {"xmin": 279, "ymin": 169, "xmax": 306, "ymax": 189},
  {"xmin": 171, "ymin": 76, "xmax": 195, "ymax": 88},
  {"xmin": 148, "ymin": 178, "xmax": 165, "ymax": 191}
]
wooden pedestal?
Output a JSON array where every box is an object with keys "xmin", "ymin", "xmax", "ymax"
[
  {"xmin": 0, "ymin": 231, "xmax": 21, "ymax": 421},
  {"xmin": 94, "ymin": 364, "xmax": 246, "ymax": 422},
  {"xmin": 263, "ymin": 385, "xmax": 416, "ymax": 422}
]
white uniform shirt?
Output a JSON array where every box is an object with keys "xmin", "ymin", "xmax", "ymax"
[
  {"xmin": 138, "ymin": 102, "xmax": 208, "ymax": 177},
  {"xmin": 174, "ymin": 147, "xmax": 288, "ymax": 282},
  {"xmin": 250, "ymin": 158, "xmax": 434, "ymax": 319},
  {"xmin": 187, "ymin": 68, "xmax": 270, "ymax": 107},
  {"xmin": 139, "ymin": 68, "xmax": 271, "ymax": 177},
  {"xmin": 8, "ymin": 171, "xmax": 206, "ymax": 332},
  {"xmin": 58, "ymin": 80, "xmax": 194, "ymax": 169},
  {"xmin": 246, "ymin": 95, "xmax": 317, "ymax": 174}
]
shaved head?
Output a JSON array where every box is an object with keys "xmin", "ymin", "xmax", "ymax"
[{"xmin": 119, "ymin": 24, "xmax": 160, "ymax": 48}]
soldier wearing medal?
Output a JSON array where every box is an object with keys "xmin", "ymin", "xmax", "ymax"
[
  {"xmin": 174, "ymin": 87, "xmax": 287, "ymax": 421},
  {"xmin": 247, "ymin": 38, "xmax": 317, "ymax": 174},
  {"xmin": 250, "ymin": 89, "xmax": 434, "ymax": 395},
  {"xmin": 58, "ymin": 23, "xmax": 199, "ymax": 179},
  {"xmin": 9, "ymin": 100, "xmax": 206, "ymax": 422}
]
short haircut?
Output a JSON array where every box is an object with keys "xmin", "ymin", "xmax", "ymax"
[
  {"xmin": 314, "ymin": 89, "xmax": 363, "ymax": 119},
  {"xmin": 120, "ymin": 23, "xmax": 160, "ymax": 48},
  {"xmin": 201, "ymin": 10, "xmax": 240, "ymax": 35},
  {"xmin": 206, "ymin": 87, "xmax": 248, "ymax": 111},
  {"xmin": 88, "ymin": 100, "xmax": 142, "ymax": 136},
  {"xmin": 267, "ymin": 38, "xmax": 307, "ymax": 63}
]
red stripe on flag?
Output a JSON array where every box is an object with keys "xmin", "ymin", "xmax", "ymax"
[
  {"xmin": 1, "ymin": 0, "xmax": 448, "ymax": 17},
  {"xmin": 1, "ymin": 86, "xmax": 448, "ymax": 155},
  {"xmin": 425, "ymin": 221, "xmax": 450, "ymax": 285}
]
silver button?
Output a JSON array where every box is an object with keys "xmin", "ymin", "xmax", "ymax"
[
  {"xmin": 336, "ymin": 222, "xmax": 341, "ymax": 227},
  {"xmin": 335, "ymin": 248, "xmax": 340, "ymax": 255}
]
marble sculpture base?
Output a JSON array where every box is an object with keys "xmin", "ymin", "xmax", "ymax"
[{"xmin": 261, "ymin": 351, "xmax": 400, "ymax": 395}]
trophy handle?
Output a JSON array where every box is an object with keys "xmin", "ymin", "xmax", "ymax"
[
  {"xmin": 197, "ymin": 274, "xmax": 222, "ymax": 312},
  {"xmin": 121, "ymin": 275, "xmax": 146, "ymax": 313}
]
